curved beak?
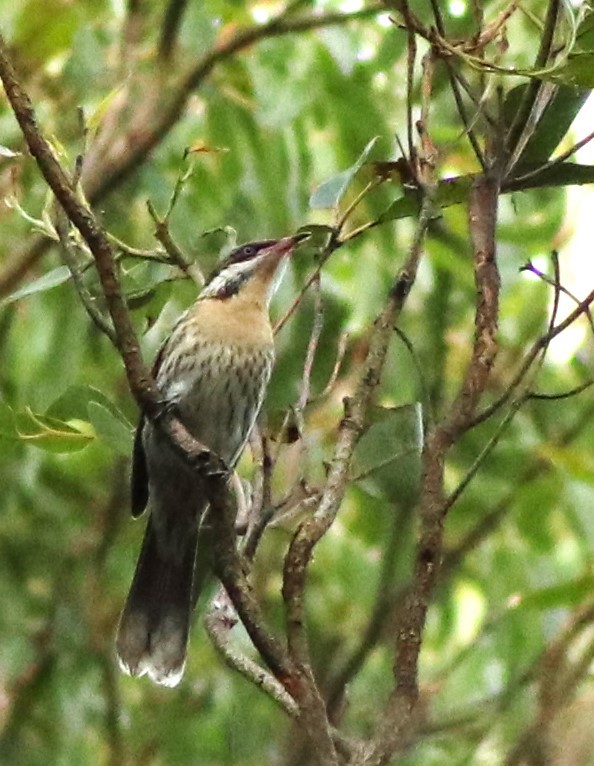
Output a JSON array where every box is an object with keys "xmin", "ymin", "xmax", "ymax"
[{"xmin": 268, "ymin": 231, "xmax": 310, "ymax": 258}]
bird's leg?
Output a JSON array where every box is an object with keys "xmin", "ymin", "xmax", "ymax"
[{"xmin": 153, "ymin": 397, "xmax": 229, "ymax": 478}]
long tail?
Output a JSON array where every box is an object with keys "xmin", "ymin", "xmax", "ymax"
[{"xmin": 115, "ymin": 518, "xmax": 198, "ymax": 687}]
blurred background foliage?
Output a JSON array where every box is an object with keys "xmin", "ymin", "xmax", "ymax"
[{"xmin": 1, "ymin": 1, "xmax": 594, "ymax": 764}]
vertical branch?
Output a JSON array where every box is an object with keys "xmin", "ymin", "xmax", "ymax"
[
  {"xmin": 282, "ymin": 192, "xmax": 435, "ymax": 762},
  {"xmin": 158, "ymin": 0, "xmax": 189, "ymax": 61},
  {"xmin": 207, "ymin": 480, "xmax": 295, "ymax": 686},
  {"xmin": 397, "ymin": 0, "xmax": 417, "ymax": 164},
  {"xmin": 445, "ymin": 175, "xmax": 500, "ymax": 436},
  {"xmin": 361, "ymin": 175, "xmax": 500, "ymax": 765}
]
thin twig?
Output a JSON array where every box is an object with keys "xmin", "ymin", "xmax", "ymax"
[
  {"xmin": 283, "ymin": 188, "xmax": 436, "ymax": 766},
  {"xmin": 326, "ymin": 503, "xmax": 410, "ymax": 721},
  {"xmin": 0, "ymin": 36, "xmax": 296, "ymax": 693},
  {"xmin": 316, "ymin": 330, "xmax": 349, "ymax": 400},
  {"xmin": 469, "ymin": 280, "xmax": 594, "ymax": 430},
  {"xmin": 443, "ymin": 395, "xmax": 524, "ymax": 514},
  {"xmin": 521, "ymin": 256, "xmax": 594, "ymax": 338},
  {"xmin": 297, "ymin": 274, "xmax": 324, "ymax": 412},
  {"xmin": 243, "ymin": 429, "xmax": 274, "ymax": 560},
  {"xmin": 427, "ymin": 0, "xmax": 487, "ymax": 169},
  {"xmin": 512, "ymin": 128, "xmax": 594, "ymax": 186},
  {"xmin": 400, "ymin": 1, "xmax": 417, "ymax": 167},
  {"xmin": 205, "ymin": 590, "xmax": 299, "ymax": 718},
  {"xmin": 526, "ymin": 380, "xmax": 594, "ymax": 401},
  {"xmin": 336, "ymin": 178, "xmax": 381, "ymax": 232},
  {"xmin": 55, "ymin": 216, "xmax": 117, "ymax": 344},
  {"xmin": 147, "ymin": 198, "xmax": 204, "ymax": 286},
  {"xmin": 274, "ymin": 244, "xmax": 336, "ymax": 335}
]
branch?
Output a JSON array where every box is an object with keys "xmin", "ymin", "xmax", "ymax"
[
  {"xmin": 84, "ymin": 3, "xmax": 386, "ymax": 201},
  {"xmin": 326, "ymin": 503, "xmax": 410, "ymax": 721},
  {"xmin": 469, "ymin": 277, "xmax": 594, "ymax": 430},
  {"xmin": 0, "ymin": 37, "xmax": 153, "ymax": 397},
  {"xmin": 206, "ymin": 479, "xmax": 296, "ymax": 688},
  {"xmin": 442, "ymin": 395, "xmax": 594, "ymax": 582},
  {"xmin": 55, "ymin": 215, "xmax": 117, "ymax": 344},
  {"xmin": 0, "ymin": 4, "xmax": 384, "ymax": 299},
  {"xmin": 426, "ymin": 0, "xmax": 487, "ymax": 170},
  {"xmin": 282, "ymin": 190, "xmax": 435, "ymax": 762},
  {"xmin": 443, "ymin": 174, "xmax": 501, "ymax": 439},
  {"xmin": 360, "ymin": 174, "xmax": 500, "ymax": 765},
  {"xmin": 158, "ymin": 0, "xmax": 189, "ymax": 61},
  {"xmin": 0, "ymin": 38, "xmax": 308, "ymax": 708},
  {"xmin": 0, "ymin": 32, "xmax": 231, "ymax": 465},
  {"xmin": 205, "ymin": 589, "xmax": 299, "ymax": 718}
]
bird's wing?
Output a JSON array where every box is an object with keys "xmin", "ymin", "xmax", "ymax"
[
  {"xmin": 131, "ymin": 416, "xmax": 149, "ymax": 518},
  {"xmin": 130, "ymin": 342, "xmax": 169, "ymax": 518}
]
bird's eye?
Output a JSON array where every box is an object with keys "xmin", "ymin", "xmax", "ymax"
[{"xmin": 243, "ymin": 246, "xmax": 256, "ymax": 257}]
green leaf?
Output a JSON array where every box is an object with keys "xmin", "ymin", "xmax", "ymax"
[
  {"xmin": 351, "ymin": 403, "xmax": 423, "ymax": 501},
  {"xmin": 519, "ymin": 574, "xmax": 594, "ymax": 611},
  {"xmin": 120, "ymin": 260, "xmax": 178, "ymax": 309},
  {"xmin": 538, "ymin": 8, "xmax": 594, "ymax": 86},
  {"xmin": 45, "ymin": 384, "xmax": 130, "ymax": 423},
  {"xmin": 0, "ymin": 401, "xmax": 17, "ymax": 438},
  {"xmin": 504, "ymin": 84, "xmax": 589, "ymax": 170},
  {"xmin": 376, "ymin": 163, "xmax": 594, "ymax": 227},
  {"xmin": 87, "ymin": 401, "xmax": 133, "ymax": 456},
  {"xmin": 549, "ymin": 52, "xmax": 594, "ymax": 87},
  {"xmin": 377, "ymin": 175, "xmax": 474, "ymax": 225},
  {"xmin": 45, "ymin": 385, "xmax": 134, "ymax": 456},
  {"xmin": 14, "ymin": 407, "xmax": 94, "ymax": 453},
  {"xmin": 507, "ymin": 162, "xmax": 594, "ymax": 190},
  {"xmin": 1, "ymin": 265, "xmax": 71, "ymax": 306},
  {"xmin": 309, "ymin": 137, "xmax": 378, "ymax": 209}
]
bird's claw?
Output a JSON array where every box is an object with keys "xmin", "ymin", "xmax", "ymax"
[{"xmin": 194, "ymin": 449, "xmax": 228, "ymax": 479}]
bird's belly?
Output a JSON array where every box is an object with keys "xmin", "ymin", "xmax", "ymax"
[{"xmin": 160, "ymin": 342, "xmax": 273, "ymax": 466}]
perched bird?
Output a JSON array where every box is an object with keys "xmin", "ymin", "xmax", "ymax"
[{"xmin": 116, "ymin": 234, "xmax": 306, "ymax": 687}]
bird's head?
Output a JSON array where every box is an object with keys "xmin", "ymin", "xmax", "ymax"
[{"xmin": 200, "ymin": 233, "xmax": 308, "ymax": 305}]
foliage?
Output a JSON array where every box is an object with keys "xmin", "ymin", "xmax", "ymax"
[{"xmin": 1, "ymin": 1, "xmax": 594, "ymax": 765}]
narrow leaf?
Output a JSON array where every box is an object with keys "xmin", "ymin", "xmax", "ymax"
[
  {"xmin": 2, "ymin": 265, "xmax": 71, "ymax": 306},
  {"xmin": 309, "ymin": 137, "xmax": 378, "ymax": 209},
  {"xmin": 504, "ymin": 84, "xmax": 589, "ymax": 169},
  {"xmin": 352, "ymin": 403, "xmax": 423, "ymax": 485},
  {"xmin": 375, "ymin": 163, "xmax": 594, "ymax": 226},
  {"xmin": 14, "ymin": 407, "xmax": 94, "ymax": 453},
  {"xmin": 0, "ymin": 401, "xmax": 17, "ymax": 438}
]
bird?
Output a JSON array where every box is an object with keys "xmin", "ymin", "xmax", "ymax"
[{"xmin": 115, "ymin": 233, "xmax": 306, "ymax": 687}]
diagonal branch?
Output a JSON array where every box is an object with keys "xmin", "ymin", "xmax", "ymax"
[
  {"xmin": 0, "ymin": 4, "xmax": 384, "ymax": 299},
  {"xmin": 84, "ymin": 3, "xmax": 386, "ymax": 201},
  {"xmin": 0, "ymin": 32, "xmax": 295, "ymax": 693}
]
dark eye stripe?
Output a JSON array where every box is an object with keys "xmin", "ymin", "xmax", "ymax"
[
  {"xmin": 205, "ymin": 239, "xmax": 278, "ymax": 286},
  {"xmin": 227, "ymin": 239, "xmax": 276, "ymax": 265}
]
